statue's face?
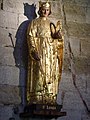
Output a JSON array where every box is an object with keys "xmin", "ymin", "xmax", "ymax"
[{"xmin": 41, "ymin": 7, "xmax": 50, "ymax": 17}]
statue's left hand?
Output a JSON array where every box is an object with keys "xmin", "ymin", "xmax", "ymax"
[
  {"xmin": 50, "ymin": 22, "xmax": 62, "ymax": 39},
  {"xmin": 54, "ymin": 30, "xmax": 62, "ymax": 39}
]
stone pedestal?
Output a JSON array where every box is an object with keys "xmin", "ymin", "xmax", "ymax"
[{"xmin": 20, "ymin": 103, "xmax": 66, "ymax": 119}]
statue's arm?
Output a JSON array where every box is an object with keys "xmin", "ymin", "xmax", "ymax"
[{"xmin": 27, "ymin": 21, "xmax": 40, "ymax": 61}]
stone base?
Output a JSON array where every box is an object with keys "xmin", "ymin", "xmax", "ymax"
[{"xmin": 20, "ymin": 103, "xmax": 66, "ymax": 119}]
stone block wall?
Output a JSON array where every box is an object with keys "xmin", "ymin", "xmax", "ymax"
[
  {"xmin": 0, "ymin": 0, "xmax": 90, "ymax": 120},
  {"xmin": 59, "ymin": 0, "xmax": 90, "ymax": 119}
]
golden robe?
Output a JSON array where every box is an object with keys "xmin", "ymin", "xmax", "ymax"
[{"xmin": 27, "ymin": 17, "xmax": 63, "ymax": 104}]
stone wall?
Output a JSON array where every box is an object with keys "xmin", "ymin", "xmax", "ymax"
[
  {"xmin": 0, "ymin": 0, "xmax": 90, "ymax": 120},
  {"xmin": 59, "ymin": 0, "xmax": 90, "ymax": 119}
]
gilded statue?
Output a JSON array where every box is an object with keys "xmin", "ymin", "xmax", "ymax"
[{"xmin": 26, "ymin": 1, "xmax": 64, "ymax": 105}]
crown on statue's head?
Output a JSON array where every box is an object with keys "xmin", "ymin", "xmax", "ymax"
[{"xmin": 39, "ymin": 0, "xmax": 51, "ymax": 9}]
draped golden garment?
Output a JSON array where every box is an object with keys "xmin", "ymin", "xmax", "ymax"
[{"xmin": 27, "ymin": 17, "xmax": 63, "ymax": 104}]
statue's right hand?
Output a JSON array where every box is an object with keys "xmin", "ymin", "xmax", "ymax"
[{"xmin": 31, "ymin": 50, "xmax": 40, "ymax": 61}]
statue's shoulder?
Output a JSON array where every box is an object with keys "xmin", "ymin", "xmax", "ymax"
[
  {"xmin": 47, "ymin": 18, "xmax": 51, "ymax": 23},
  {"xmin": 31, "ymin": 17, "xmax": 40, "ymax": 23}
]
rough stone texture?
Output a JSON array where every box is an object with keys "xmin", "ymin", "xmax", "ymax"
[
  {"xmin": 0, "ymin": 105, "xmax": 14, "ymax": 120},
  {"xmin": 67, "ymin": 22, "xmax": 90, "ymax": 38},
  {"xmin": 63, "ymin": 0, "xmax": 89, "ymax": 7},
  {"xmin": 59, "ymin": 72, "xmax": 76, "ymax": 92},
  {"xmin": 0, "ymin": 0, "xmax": 90, "ymax": 120},
  {"xmin": 0, "ymin": 66, "xmax": 19, "ymax": 85},
  {"xmin": 63, "ymin": 91, "xmax": 85, "ymax": 110},
  {"xmin": 0, "ymin": 27, "xmax": 16, "ymax": 47},
  {"xmin": 0, "ymin": 46, "xmax": 15, "ymax": 66},
  {"xmin": 3, "ymin": 0, "xmax": 24, "ymax": 13},
  {"xmin": 50, "ymin": 1, "xmax": 62, "ymax": 19},
  {"xmin": 81, "ymin": 38, "xmax": 90, "ymax": 57},
  {"xmin": 3, "ymin": 0, "xmax": 39, "ymax": 14},
  {"xmin": 61, "ymin": 0, "xmax": 90, "ymax": 120},
  {"xmin": 0, "ymin": 85, "xmax": 21, "ymax": 104},
  {"xmin": 64, "ymin": 3, "xmax": 86, "ymax": 23},
  {"xmin": 74, "ymin": 0, "xmax": 89, "ymax": 7},
  {"xmin": 86, "ymin": 7, "xmax": 90, "ymax": 23},
  {"xmin": 69, "ymin": 37, "xmax": 80, "ymax": 57},
  {"xmin": 0, "ymin": 10, "xmax": 18, "ymax": 29},
  {"xmin": 74, "ymin": 57, "xmax": 89, "ymax": 74},
  {"xmin": 64, "ymin": 3, "xmax": 86, "ymax": 16}
]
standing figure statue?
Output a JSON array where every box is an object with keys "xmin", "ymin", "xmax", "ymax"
[{"xmin": 26, "ymin": 1, "xmax": 63, "ymax": 105}]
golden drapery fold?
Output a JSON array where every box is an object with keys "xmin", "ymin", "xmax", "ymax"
[{"xmin": 27, "ymin": 17, "xmax": 64, "ymax": 104}]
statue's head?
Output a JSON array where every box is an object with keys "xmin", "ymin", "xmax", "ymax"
[{"xmin": 38, "ymin": 1, "xmax": 51, "ymax": 17}]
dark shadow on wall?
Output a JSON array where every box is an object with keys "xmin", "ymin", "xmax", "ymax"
[{"xmin": 13, "ymin": 3, "xmax": 37, "ymax": 106}]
